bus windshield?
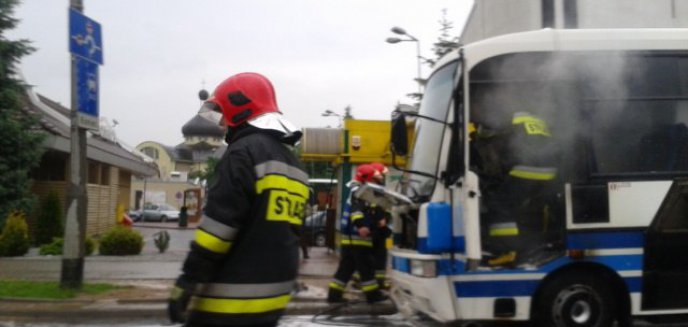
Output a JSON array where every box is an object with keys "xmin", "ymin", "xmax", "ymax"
[{"xmin": 405, "ymin": 61, "xmax": 459, "ymax": 199}]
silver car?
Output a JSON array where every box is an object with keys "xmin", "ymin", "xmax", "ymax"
[{"xmin": 140, "ymin": 203, "xmax": 180, "ymax": 222}]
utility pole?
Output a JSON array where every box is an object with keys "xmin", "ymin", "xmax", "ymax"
[{"xmin": 61, "ymin": 0, "xmax": 88, "ymax": 289}]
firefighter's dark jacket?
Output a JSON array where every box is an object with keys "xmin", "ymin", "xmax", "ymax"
[
  {"xmin": 340, "ymin": 187, "xmax": 387, "ymax": 247},
  {"xmin": 181, "ymin": 126, "xmax": 308, "ymax": 326}
]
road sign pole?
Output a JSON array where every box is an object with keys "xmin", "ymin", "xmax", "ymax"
[{"xmin": 61, "ymin": 0, "xmax": 88, "ymax": 290}]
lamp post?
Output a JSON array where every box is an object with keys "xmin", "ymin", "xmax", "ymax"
[{"xmin": 386, "ymin": 26, "xmax": 422, "ymax": 95}]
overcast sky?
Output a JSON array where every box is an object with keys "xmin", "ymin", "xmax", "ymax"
[{"xmin": 9, "ymin": 0, "xmax": 473, "ymax": 147}]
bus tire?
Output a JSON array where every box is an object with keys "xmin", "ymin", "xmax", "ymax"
[{"xmin": 534, "ymin": 273, "xmax": 615, "ymax": 327}]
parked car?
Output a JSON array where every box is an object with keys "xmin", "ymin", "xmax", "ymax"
[
  {"xmin": 127, "ymin": 209, "xmax": 142, "ymax": 222},
  {"xmin": 302, "ymin": 211, "xmax": 327, "ymax": 247},
  {"xmin": 140, "ymin": 203, "xmax": 180, "ymax": 222}
]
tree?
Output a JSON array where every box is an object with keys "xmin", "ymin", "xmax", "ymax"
[
  {"xmin": 190, "ymin": 156, "xmax": 220, "ymax": 186},
  {"xmin": 429, "ymin": 8, "xmax": 461, "ymax": 66},
  {"xmin": 0, "ymin": 0, "xmax": 45, "ymax": 227},
  {"xmin": 343, "ymin": 105, "xmax": 354, "ymax": 120},
  {"xmin": 35, "ymin": 190, "xmax": 64, "ymax": 245}
]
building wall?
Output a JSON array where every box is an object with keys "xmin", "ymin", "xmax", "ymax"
[
  {"xmin": 175, "ymin": 162, "xmax": 193, "ymax": 174},
  {"xmin": 461, "ymin": 0, "xmax": 542, "ymax": 45},
  {"xmin": 130, "ymin": 179, "xmax": 204, "ymax": 210},
  {"xmin": 461, "ymin": 0, "xmax": 688, "ymax": 46},
  {"xmin": 118, "ymin": 170, "xmax": 132, "ymax": 210},
  {"xmin": 185, "ymin": 135, "xmax": 223, "ymax": 146},
  {"xmin": 31, "ymin": 166, "xmax": 126, "ymax": 237},
  {"xmin": 136, "ymin": 141, "xmax": 174, "ymax": 179},
  {"xmin": 577, "ymin": 0, "xmax": 688, "ymax": 28}
]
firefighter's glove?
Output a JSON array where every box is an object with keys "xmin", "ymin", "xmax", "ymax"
[{"xmin": 168, "ymin": 276, "xmax": 195, "ymax": 323}]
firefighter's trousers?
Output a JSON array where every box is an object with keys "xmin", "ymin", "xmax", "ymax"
[
  {"xmin": 372, "ymin": 237, "xmax": 388, "ymax": 289},
  {"xmin": 329, "ymin": 245, "xmax": 379, "ymax": 296},
  {"xmin": 485, "ymin": 175, "xmax": 552, "ymax": 257}
]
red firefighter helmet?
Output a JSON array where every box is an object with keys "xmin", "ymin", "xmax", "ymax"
[
  {"xmin": 354, "ymin": 164, "xmax": 379, "ymax": 183},
  {"xmin": 206, "ymin": 72, "xmax": 280, "ymax": 127},
  {"xmin": 370, "ymin": 162, "xmax": 388, "ymax": 176}
]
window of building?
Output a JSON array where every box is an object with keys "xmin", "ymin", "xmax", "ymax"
[
  {"xmin": 100, "ymin": 164, "xmax": 110, "ymax": 185},
  {"xmin": 88, "ymin": 162, "xmax": 100, "ymax": 184},
  {"xmin": 141, "ymin": 147, "xmax": 159, "ymax": 159},
  {"xmin": 30, "ymin": 151, "xmax": 67, "ymax": 181}
]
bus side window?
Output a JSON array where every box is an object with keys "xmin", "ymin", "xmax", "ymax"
[{"xmin": 637, "ymin": 123, "xmax": 688, "ymax": 172}]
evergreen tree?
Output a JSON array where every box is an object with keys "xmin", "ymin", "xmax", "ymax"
[
  {"xmin": 0, "ymin": 0, "xmax": 45, "ymax": 226},
  {"xmin": 429, "ymin": 8, "xmax": 461, "ymax": 66},
  {"xmin": 343, "ymin": 105, "xmax": 354, "ymax": 120}
]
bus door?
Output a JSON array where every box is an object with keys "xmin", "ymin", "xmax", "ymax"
[{"xmin": 642, "ymin": 180, "xmax": 688, "ymax": 310}]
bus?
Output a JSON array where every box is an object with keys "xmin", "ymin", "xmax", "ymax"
[{"xmin": 380, "ymin": 28, "xmax": 688, "ymax": 326}]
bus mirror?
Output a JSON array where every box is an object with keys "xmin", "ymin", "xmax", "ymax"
[{"xmin": 391, "ymin": 111, "xmax": 409, "ymax": 156}]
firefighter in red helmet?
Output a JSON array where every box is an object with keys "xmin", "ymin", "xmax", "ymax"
[
  {"xmin": 369, "ymin": 162, "xmax": 391, "ymax": 290},
  {"xmin": 327, "ymin": 164, "xmax": 388, "ymax": 303},
  {"xmin": 168, "ymin": 72, "xmax": 308, "ymax": 327}
]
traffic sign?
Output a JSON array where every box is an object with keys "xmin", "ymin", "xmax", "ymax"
[
  {"xmin": 69, "ymin": 8, "xmax": 103, "ymax": 65},
  {"xmin": 76, "ymin": 57, "xmax": 99, "ymax": 130}
]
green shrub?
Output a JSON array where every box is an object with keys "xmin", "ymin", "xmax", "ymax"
[
  {"xmin": 0, "ymin": 211, "xmax": 30, "ymax": 257},
  {"xmin": 39, "ymin": 237, "xmax": 96, "ymax": 256},
  {"xmin": 39, "ymin": 238, "xmax": 62, "ymax": 255},
  {"xmin": 99, "ymin": 226, "xmax": 143, "ymax": 255},
  {"xmin": 35, "ymin": 191, "xmax": 64, "ymax": 245}
]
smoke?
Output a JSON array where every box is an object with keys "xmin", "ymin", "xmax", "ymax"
[
  {"xmin": 468, "ymin": 50, "xmax": 646, "ymax": 179},
  {"xmin": 471, "ymin": 46, "xmax": 688, "ymax": 179}
]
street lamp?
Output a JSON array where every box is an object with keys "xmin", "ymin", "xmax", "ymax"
[{"xmin": 386, "ymin": 26, "xmax": 422, "ymax": 95}]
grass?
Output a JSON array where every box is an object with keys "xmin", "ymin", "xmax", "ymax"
[{"xmin": 0, "ymin": 280, "xmax": 119, "ymax": 299}]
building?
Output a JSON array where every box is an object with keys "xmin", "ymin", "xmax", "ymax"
[
  {"xmin": 300, "ymin": 117, "xmax": 413, "ymax": 248},
  {"xmin": 461, "ymin": 0, "xmax": 688, "ymax": 45},
  {"xmin": 24, "ymin": 88, "xmax": 157, "ymax": 236},
  {"xmin": 131, "ymin": 111, "xmax": 226, "ymax": 220}
]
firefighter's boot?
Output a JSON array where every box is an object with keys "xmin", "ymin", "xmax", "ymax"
[
  {"xmin": 327, "ymin": 288, "xmax": 345, "ymax": 303},
  {"xmin": 365, "ymin": 289, "xmax": 388, "ymax": 303},
  {"xmin": 488, "ymin": 251, "xmax": 517, "ymax": 266}
]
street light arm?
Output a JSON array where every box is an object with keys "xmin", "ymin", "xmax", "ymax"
[
  {"xmin": 405, "ymin": 33, "xmax": 418, "ymax": 42},
  {"xmin": 387, "ymin": 26, "xmax": 423, "ymax": 95}
]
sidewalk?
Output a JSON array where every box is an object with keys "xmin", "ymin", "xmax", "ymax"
[{"xmin": 0, "ymin": 226, "xmax": 396, "ymax": 323}]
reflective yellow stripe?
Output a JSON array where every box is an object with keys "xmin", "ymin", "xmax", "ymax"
[
  {"xmin": 191, "ymin": 294, "xmax": 291, "ymax": 314},
  {"xmin": 350, "ymin": 213, "xmax": 364, "ymax": 222},
  {"xmin": 329, "ymin": 282, "xmax": 345, "ymax": 291},
  {"xmin": 195, "ymin": 229, "xmax": 232, "ymax": 253},
  {"xmin": 340, "ymin": 239, "xmax": 373, "ymax": 247},
  {"xmin": 362, "ymin": 284, "xmax": 379, "ymax": 292},
  {"xmin": 266, "ymin": 190, "xmax": 304, "ymax": 226},
  {"xmin": 170, "ymin": 286, "xmax": 184, "ymax": 300},
  {"xmin": 512, "ymin": 115, "xmax": 551, "ymax": 136},
  {"xmin": 255, "ymin": 174, "xmax": 309, "ymax": 198},
  {"xmin": 509, "ymin": 169, "xmax": 556, "ymax": 181},
  {"xmin": 489, "ymin": 227, "xmax": 519, "ymax": 237}
]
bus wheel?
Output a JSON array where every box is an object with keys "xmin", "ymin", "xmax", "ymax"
[{"xmin": 534, "ymin": 274, "xmax": 615, "ymax": 327}]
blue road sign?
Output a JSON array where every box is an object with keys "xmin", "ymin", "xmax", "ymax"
[
  {"xmin": 69, "ymin": 8, "xmax": 103, "ymax": 65},
  {"xmin": 76, "ymin": 57, "xmax": 99, "ymax": 129}
]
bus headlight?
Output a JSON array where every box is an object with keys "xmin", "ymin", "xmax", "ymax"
[{"xmin": 410, "ymin": 259, "xmax": 437, "ymax": 278}]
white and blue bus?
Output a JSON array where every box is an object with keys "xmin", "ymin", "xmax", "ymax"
[{"xmin": 384, "ymin": 28, "xmax": 688, "ymax": 326}]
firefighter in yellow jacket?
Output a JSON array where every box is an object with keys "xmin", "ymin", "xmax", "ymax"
[
  {"xmin": 168, "ymin": 72, "xmax": 308, "ymax": 327},
  {"xmin": 481, "ymin": 111, "xmax": 559, "ymax": 266}
]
